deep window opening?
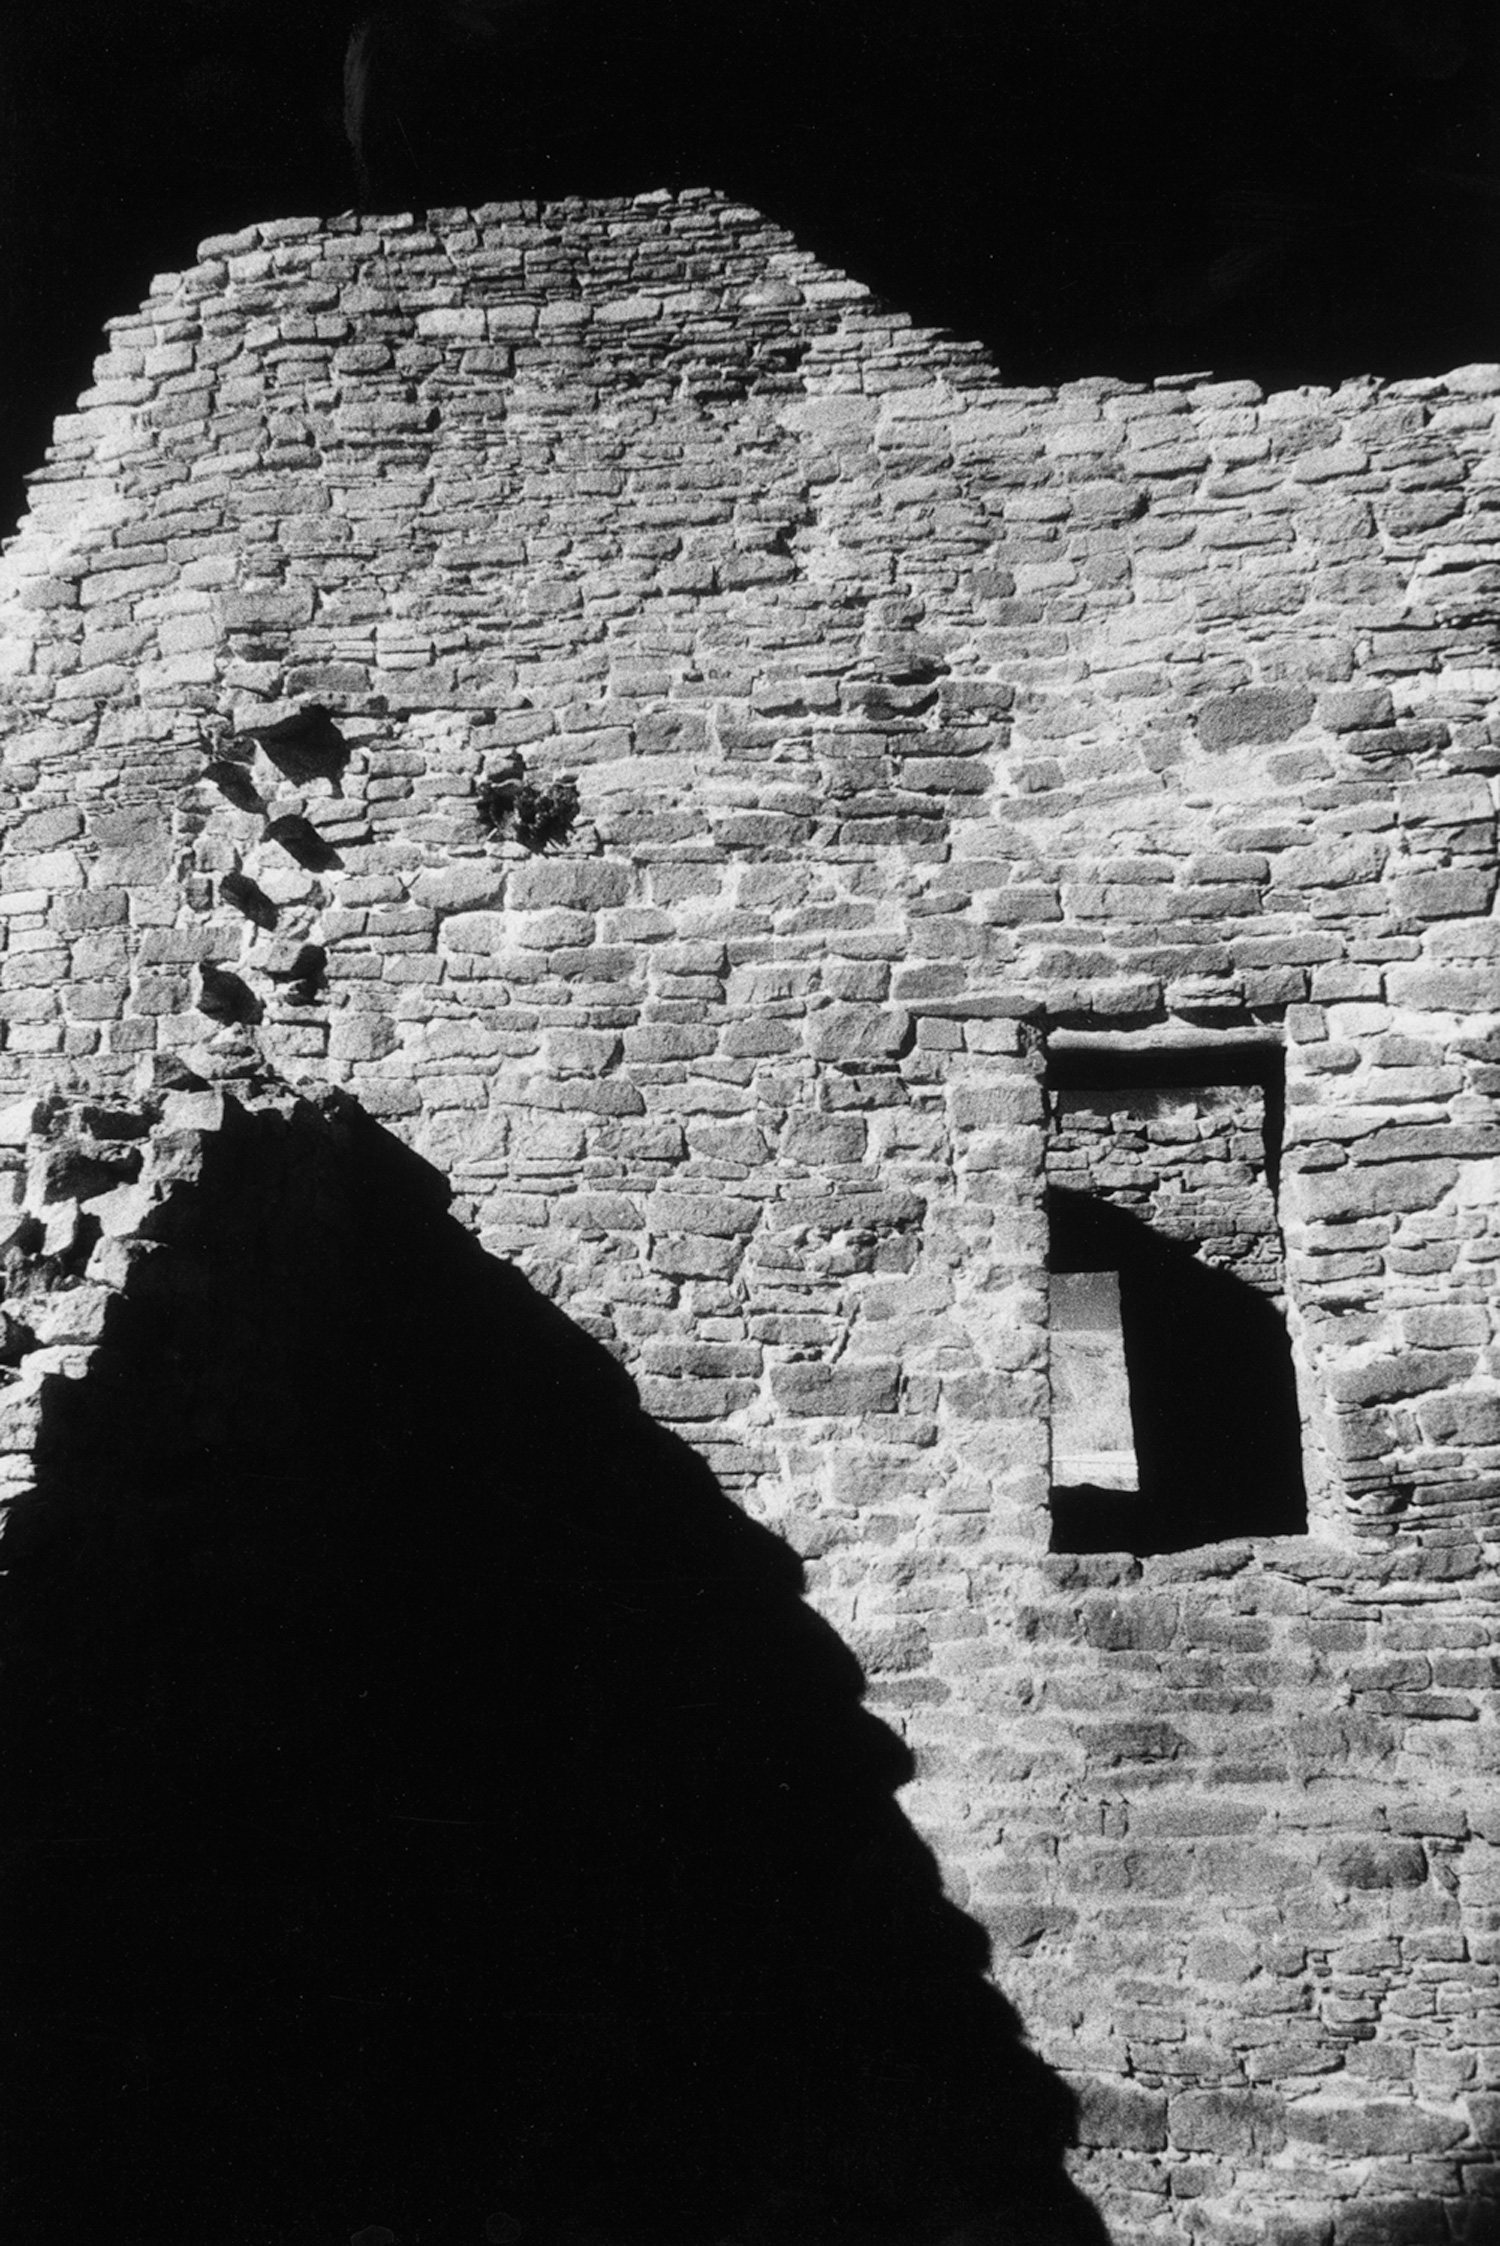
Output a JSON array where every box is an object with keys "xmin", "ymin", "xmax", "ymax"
[{"xmin": 1044, "ymin": 1040, "xmax": 1307, "ymax": 1556}]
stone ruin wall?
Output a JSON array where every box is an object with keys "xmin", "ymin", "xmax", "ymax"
[{"xmin": 1, "ymin": 190, "xmax": 1499, "ymax": 2240}]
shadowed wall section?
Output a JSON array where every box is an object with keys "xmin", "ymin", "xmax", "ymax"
[{"xmin": 0, "ymin": 1087, "xmax": 1104, "ymax": 2246}]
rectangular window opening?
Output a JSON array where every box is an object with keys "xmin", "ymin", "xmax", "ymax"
[{"xmin": 1044, "ymin": 1037, "xmax": 1307, "ymax": 1556}]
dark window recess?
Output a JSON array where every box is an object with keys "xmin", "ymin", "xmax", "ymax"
[{"xmin": 1045, "ymin": 1043, "xmax": 1306, "ymax": 1556}]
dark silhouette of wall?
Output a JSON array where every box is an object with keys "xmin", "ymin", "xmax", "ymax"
[
  {"xmin": 0, "ymin": 1094, "xmax": 1108, "ymax": 2246},
  {"xmin": 1048, "ymin": 1185, "xmax": 1307, "ymax": 1556}
]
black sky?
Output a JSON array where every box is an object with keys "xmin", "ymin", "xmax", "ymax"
[{"xmin": 1, "ymin": 0, "xmax": 1498, "ymax": 536}]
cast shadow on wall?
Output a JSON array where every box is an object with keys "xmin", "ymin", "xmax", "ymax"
[
  {"xmin": 1048, "ymin": 1186, "xmax": 1308, "ymax": 1558},
  {"xmin": 0, "ymin": 1095, "xmax": 1110, "ymax": 2246}
]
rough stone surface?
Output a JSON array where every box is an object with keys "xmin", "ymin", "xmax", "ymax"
[{"xmin": 0, "ymin": 190, "xmax": 1498, "ymax": 2241}]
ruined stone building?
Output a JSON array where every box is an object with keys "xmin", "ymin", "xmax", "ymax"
[{"xmin": 0, "ymin": 191, "xmax": 1497, "ymax": 2245}]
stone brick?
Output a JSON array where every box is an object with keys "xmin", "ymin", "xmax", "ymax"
[
  {"xmin": 220, "ymin": 585, "xmax": 315, "ymax": 630},
  {"xmin": 1287, "ymin": 2103, "xmax": 1468, "ymax": 2157},
  {"xmin": 947, "ymin": 1081, "xmax": 1045, "ymax": 1129},
  {"xmin": 329, "ymin": 1014, "xmax": 399, "ymax": 1062},
  {"xmin": 1325, "ymin": 1351, "xmax": 1465, "ymax": 1405},
  {"xmin": 648, "ymin": 1234, "xmax": 741, "ymax": 1279},
  {"xmin": 507, "ymin": 860, "xmax": 631, "ymax": 911},
  {"xmin": 1324, "ymin": 1838, "xmax": 1428, "ymax": 1889},
  {"xmin": 1073, "ymin": 2078, "xmax": 1169, "ymax": 2152},
  {"xmin": 438, "ymin": 909, "xmax": 510, "ymax": 954},
  {"xmin": 1383, "ymin": 965, "xmax": 1500, "ymax": 1010},
  {"xmin": 1333, "ymin": 2205, "xmax": 1448, "ymax": 2246},
  {"xmin": 769, "ymin": 1361, "xmax": 900, "ymax": 1415},
  {"xmin": 1320, "ymin": 687, "xmax": 1395, "ymax": 732},
  {"xmin": 411, "ymin": 863, "xmax": 507, "ymax": 911},
  {"xmin": 781, "ymin": 1113, "xmax": 868, "ymax": 1163},
  {"xmin": 1168, "ymin": 2090, "xmax": 1287, "ymax": 2155},
  {"xmin": 1388, "ymin": 868, "xmax": 1496, "ymax": 919},
  {"xmin": 1198, "ymin": 686, "xmax": 1315, "ymax": 750},
  {"xmin": 1428, "ymin": 1374, "xmax": 1500, "ymax": 1446},
  {"xmin": 1276, "ymin": 835, "xmax": 1389, "ymax": 890},
  {"xmin": 636, "ymin": 1375, "xmax": 756, "ymax": 1420},
  {"xmin": 1295, "ymin": 1161, "xmax": 1457, "ymax": 1221},
  {"xmin": 9, "ymin": 807, "xmax": 83, "ymax": 849},
  {"xmin": 648, "ymin": 1194, "xmax": 760, "ymax": 1237},
  {"xmin": 1078, "ymin": 1720, "xmax": 1192, "ymax": 1767},
  {"xmin": 542, "ymin": 1029, "xmax": 622, "ymax": 1077},
  {"xmin": 804, "ymin": 1007, "xmax": 909, "ymax": 1062}
]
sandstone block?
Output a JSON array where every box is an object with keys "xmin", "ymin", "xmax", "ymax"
[
  {"xmin": 415, "ymin": 308, "xmax": 486, "ymax": 339},
  {"xmin": 1319, "ymin": 686, "xmax": 1394, "ymax": 732},
  {"xmin": 1276, "ymin": 836, "xmax": 1387, "ymax": 888},
  {"xmin": 1388, "ymin": 867, "xmax": 1496, "ymax": 918},
  {"xmin": 1078, "ymin": 1720, "xmax": 1191, "ymax": 1767},
  {"xmin": 329, "ymin": 1014, "xmax": 398, "ymax": 1062},
  {"xmin": 1198, "ymin": 686, "xmax": 1314, "ymax": 750},
  {"xmin": 1293, "ymin": 443, "xmax": 1369, "ymax": 481},
  {"xmin": 1385, "ymin": 965, "xmax": 1500, "ymax": 1010},
  {"xmin": 9, "ymin": 807, "xmax": 83, "ymax": 849},
  {"xmin": 980, "ymin": 885, "xmax": 1062, "ymax": 924},
  {"xmin": 1399, "ymin": 1304, "xmax": 1488, "ymax": 1348},
  {"xmin": 549, "ymin": 1194, "xmax": 638, "ymax": 1231},
  {"xmin": 219, "ymin": 585, "xmax": 315, "ymax": 630},
  {"xmin": 625, "ymin": 1024, "xmax": 717, "ymax": 1062},
  {"xmin": 939, "ymin": 1369, "xmax": 1038, "ymax": 1418},
  {"xmin": 1324, "ymin": 1838, "xmax": 1428, "ymax": 1889},
  {"xmin": 1264, "ymin": 2214, "xmax": 1334, "ymax": 2246},
  {"xmin": 947, "ymin": 1081, "xmax": 1045, "ymax": 1129},
  {"xmin": 781, "ymin": 1113, "xmax": 868, "ymax": 1163},
  {"xmin": 439, "ymin": 912, "xmax": 508, "ymax": 954},
  {"xmin": 1288, "ymin": 2102, "xmax": 1467, "ymax": 2158},
  {"xmin": 411, "ymin": 863, "xmax": 506, "ymax": 911},
  {"xmin": 778, "ymin": 393, "xmax": 880, "ymax": 446},
  {"xmin": 1072, "ymin": 2077, "xmax": 1168, "ymax": 2152},
  {"xmin": 417, "ymin": 1113, "xmax": 508, "ymax": 1170},
  {"xmin": 1082, "ymin": 1595, "xmax": 1177, "ymax": 1652},
  {"xmin": 648, "ymin": 1235, "xmax": 741, "ymax": 1279},
  {"xmin": 1294, "ymin": 1161, "xmax": 1456, "ymax": 1222},
  {"xmin": 1396, "ymin": 776, "xmax": 1493, "ymax": 826},
  {"xmin": 804, "ymin": 1007, "xmax": 909, "ymax": 1062},
  {"xmin": 1325, "ymin": 1351, "xmax": 1463, "ymax": 1405},
  {"xmin": 648, "ymin": 1194, "xmax": 760, "ymax": 1237},
  {"xmin": 640, "ymin": 1341, "xmax": 762, "ymax": 1379},
  {"xmin": 1415, "ymin": 1391, "xmax": 1500, "ymax": 1446},
  {"xmin": 1333, "ymin": 2205, "xmax": 1448, "ymax": 2246},
  {"xmin": 530, "ymin": 1079, "xmax": 645, "ymax": 1116},
  {"xmin": 508, "ymin": 860, "xmax": 629, "ymax": 911},
  {"xmin": 1168, "ymin": 2090, "xmax": 1286, "ymax": 2156},
  {"xmin": 636, "ymin": 1375, "xmax": 755, "ymax": 1420},
  {"xmin": 720, "ymin": 1017, "xmax": 799, "ymax": 1057},
  {"xmin": 542, "ymin": 1029, "xmax": 622, "ymax": 1077},
  {"xmin": 776, "ymin": 1189, "xmax": 924, "ymax": 1233},
  {"xmin": 770, "ymin": 1361, "xmax": 900, "ymax": 1416},
  {"xmin": 1353, "ymin": 1123, "xmax": 1500, "ymax": 1163}
]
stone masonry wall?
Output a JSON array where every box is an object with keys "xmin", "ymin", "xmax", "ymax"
[
  {"xmin": 1046, "ymin": 1082, "xmax": 1282, "ymax": 1294},
  {"xmin": 0, "ymin": 191, "xmax": 1498, "ymax": 2240}
]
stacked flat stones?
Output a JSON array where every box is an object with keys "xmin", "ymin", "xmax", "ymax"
[
  {"xmin": 0, "ymin": 190, "xmax": 1497, "ymax": 2240},
  {"xmin": 1046, "ymin": 1083, "xmax": 1284, "ymax": 1297}
]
